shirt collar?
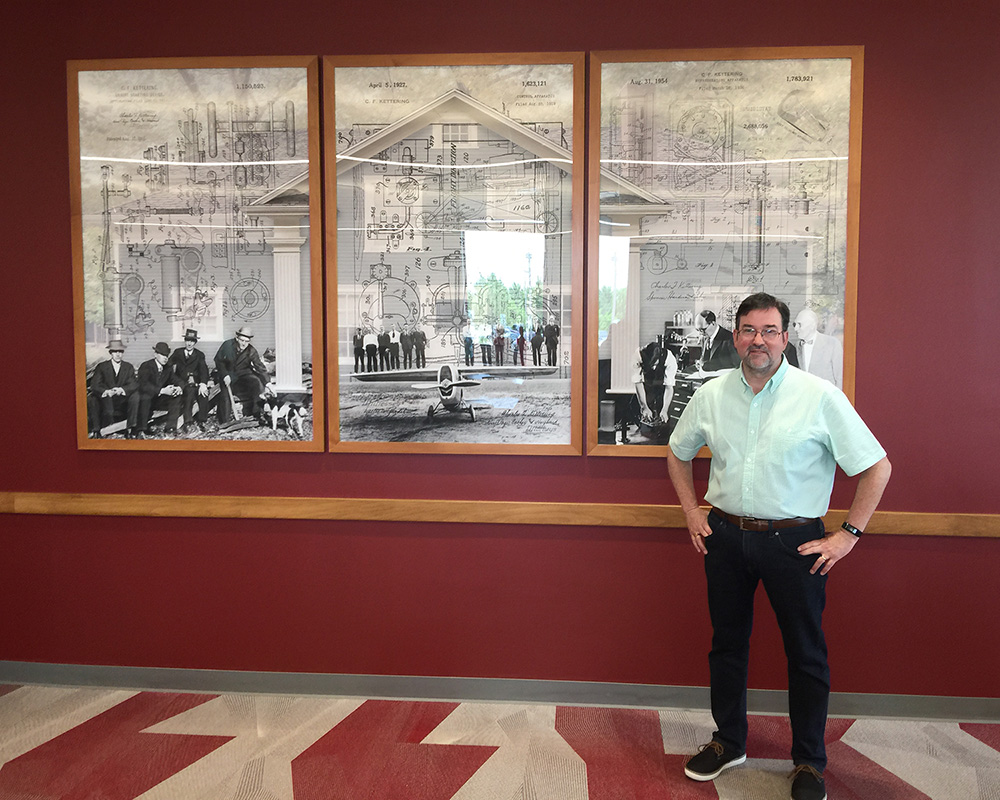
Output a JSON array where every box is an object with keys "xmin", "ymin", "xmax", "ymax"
[{"xmin": 739, "ymin": 354, "xmax": 790, "ymax": 394}]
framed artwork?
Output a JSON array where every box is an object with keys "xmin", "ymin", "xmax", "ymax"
[
  {"xmin": 69, "ymin": 57, "xmax": 324, "ymax": 450},
  {"xmin": 325, "ymin": 53, "xmax": 584, "ymax": 454},
  {"xmin": 588, "ymin": 47, "xmax": 864, "ymax": 455}
]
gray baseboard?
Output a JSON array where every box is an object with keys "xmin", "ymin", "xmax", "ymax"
[{"xmin": 1, "ymin": 661, "xmax": 996, "ymax": 722}]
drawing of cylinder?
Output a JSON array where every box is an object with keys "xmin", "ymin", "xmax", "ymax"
[
  {"xmin": 102, "ymin": 273, "xmax": 121, "ymax": 332},
  {"xmin": 444, "ymin": 249, "xmax": 466, "ymax": 323},
  {"xmin": 156, "ymin": 240, "xmax": 183, "ymax": 316},
  {"xmin": 749, "ymin": 178, "xmax": 765, "ymax": 267},
  {"xmin": 207, "ymin": 102, "xmax": 218, "ymax": 158},
  {"xmin": 285, "ymin": 101, "xmax": 295, "ymax": 157}
]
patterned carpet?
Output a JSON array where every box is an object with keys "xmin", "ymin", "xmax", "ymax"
[{"xmin": 0, "ymin": 684, "xmax": 997, "ymax": 798}]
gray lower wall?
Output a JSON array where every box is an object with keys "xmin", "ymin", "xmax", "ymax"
[{"xmin": 1, "ymin": 661, "xmax": 996, "ymax": 722}]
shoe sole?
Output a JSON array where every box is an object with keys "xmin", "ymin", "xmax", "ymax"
[{"xmin": 684, "ymin": 753, "xmax": 746, "ymax": 781}]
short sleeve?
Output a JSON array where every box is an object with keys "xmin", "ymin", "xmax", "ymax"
[
  {"xmin": 668, "ymin": 390, "xmax": 707, "ymax": 461},
  {"xmin": 821, "ymin": 389, "xmax": 887, "ymax": 476}
]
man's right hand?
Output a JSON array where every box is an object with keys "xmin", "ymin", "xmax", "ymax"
[{"xmin": 684, "ymin": 506, "xmax": 713, "ymax": 555}]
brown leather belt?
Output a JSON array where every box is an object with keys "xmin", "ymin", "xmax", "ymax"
[{"xmin": 711, "ymin": 507, "xmax": 818, "ymax": 531}]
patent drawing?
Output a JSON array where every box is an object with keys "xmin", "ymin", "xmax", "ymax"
[
  {"xmin": 592, "ymin": 50, "xmax": 861, "ymax": 452},
  {"xmin": 71, "ymin": 60, "xmax": 322, "ymax": 449},
  {"xmin": 329, "ymin": 58, "xmax": 581, "ymax": 451}
]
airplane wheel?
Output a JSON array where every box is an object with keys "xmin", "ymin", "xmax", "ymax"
[
  {"xmin": 427, "ymin": 404, "xmax": 435, "ymax": 418},
  {"xmin": 468, "ymin": 406, "xmax": 476, "ymax": 421}
]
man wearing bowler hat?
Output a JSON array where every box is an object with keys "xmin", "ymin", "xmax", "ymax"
[
  {"xmin": 213, "ymin": 325, "xmax": 271, "ymax": 423},
  {"xmin": 137, "ymin": 341, "xmax": 184, "ymax": 437},
  {"xmin": 168, "ymin": 328, "xmax": 210, "ymax": 432},
  {"xmin": 89, "ymin": 339, "xmax": 140, "ymax": 438}
]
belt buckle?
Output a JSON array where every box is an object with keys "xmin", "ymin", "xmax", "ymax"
[{"xmin": 738, "ymin": 516, "xmax": 764, "ymax": 531}]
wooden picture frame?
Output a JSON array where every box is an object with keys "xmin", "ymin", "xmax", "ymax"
[
  {"xmin": 587, "ymin": 47, "xmax": 864, "ymax": 455},
  {"xmin": 69, "ymin": 57, "xmax": 324, "ymax": 451},
  {"xmin": 325, "ymin": 53, "xmax": 585, "ymax": 455}
]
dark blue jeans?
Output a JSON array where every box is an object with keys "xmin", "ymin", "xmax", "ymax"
[{"xmin": 704, "ymin": 510, "xmax": 830, "ymax": 770}]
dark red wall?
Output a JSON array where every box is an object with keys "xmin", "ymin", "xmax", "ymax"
[{"xmin": 2, "ymin": 0, "xmax": 999, "ymax": 697}]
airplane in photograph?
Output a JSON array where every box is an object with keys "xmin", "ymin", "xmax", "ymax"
[{"xmin": 412, "ymin": 363, "xmax": 482, "ymax": 421}]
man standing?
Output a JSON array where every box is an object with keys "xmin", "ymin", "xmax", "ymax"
[
  {"xmin": 479, "ymin": 330, "xmax": 493, "ymax": 366},
  {"xmin": 463, "ymin": 332, "xmax": 475, "ymax": 367},
  {"xmin": 793, "ymin": 308, "xmax": 844, "ymax": 389},
  {"xmin": 214, "ymin": 325, "xmax": 270, "ymax": 423},
  {"xmin": 667, "ymin": 293, "xmax": 891, "ymax": 800},
  {"xmin": 544, "ymin": 316, "xmax": 560, "ymax": 366},
  {"xmin": 363, "ymin": 329, "xmax": 378, "ymax": 373},
  {"xmin": 389, "ymin": 327, "xmax": 401, "ymax": 370},
  {"xmin": 89, "ymin": 339, "xmax": 140, "ymax": 438},
  {"xmin": 377, "ymin": 328, "xmax": 390, "ymax": 372},
  {"xmin": 493, "ymin": 326, "xmax": 506, "ymax": 367},
  {"xmin": 137, "ymin": 341, "xmax": 184, "ymax": 436},
  {"xmin": 353, "ymin": 328, "xmax": 366, "ymax": 373},
  {"xmin": 168, "ymin": 329, "xmax": 210, "ymax": 432},
  {"xmin": 413, "ymin": 328, "xmax": 427, "ymax": 369},
  {"xmin": 531, "ymin": 326, "xmax": 543, "ymax": 366},
  {"xmin": 696, "ymin": 310, "xmax": 740, "ymax": 371},
  {"xmin": 401, "ymin": 329, "xmax": 413, "ymax": 370}
]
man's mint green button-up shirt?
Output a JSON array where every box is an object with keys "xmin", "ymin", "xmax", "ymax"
[{"xmin": 668, "ymin": 358, "xmax": 887, "ymax": 519}]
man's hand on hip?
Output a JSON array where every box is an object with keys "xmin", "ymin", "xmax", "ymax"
[
  {"xmin": 797, "ymin": 527, "xmax": 859, "ymax": 575},
  {"xmin": 684, "ymin": 507, "xmax": 713, "ymax": 555}
]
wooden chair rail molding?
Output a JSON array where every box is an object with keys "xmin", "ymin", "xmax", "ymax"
[{"xmin": 2, "ymin": 492, "xmax": 998, "ymax": 537}]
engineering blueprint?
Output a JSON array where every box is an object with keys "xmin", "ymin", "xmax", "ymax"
[
  {"xmin": 76, "ymin": 65, "xmax": 313, "ymax": 362},
  {"xmin": 333, "ymin": 62, "xmax": 578, "ymax": 447},
  {"xmin": 598, "ymin": 56, "xmax": 856, "ymax": 348}
]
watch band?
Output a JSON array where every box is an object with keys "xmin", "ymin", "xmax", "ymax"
[{"xmin": 842, "ymin": 521, "xmax": 863, "ymax": 537}]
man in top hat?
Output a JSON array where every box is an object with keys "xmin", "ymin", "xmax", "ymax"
[
  {"xmin": 168, "ymin": 328, "xmax": 210, "ymax": 431},
  {"xmin": 137, "ymin": 341, "xmax": 184, "ymax": 436},
  {"xmin": 213, "ymin": 325, "xmax": 271, "ymax": 423},
  {"xmin": 89, "ymin": 339, "xmax": 140, "ymax": 438}
]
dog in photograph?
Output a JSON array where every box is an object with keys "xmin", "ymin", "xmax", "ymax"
[{"xmin": 263, "ymin": 397, "xmax": 305, "ymax": 438}]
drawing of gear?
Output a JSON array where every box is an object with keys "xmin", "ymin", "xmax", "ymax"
[
  {"xmin": 358, "ymin": 276, "xmax": 421, "ymax": 330},
  {"xmin": 228, "ymin": 277, "xmax": 271, "ymax": 321},
  {"xmin": 640, "ymin": 242, "xmax": 687, "ymax": 275},
  {"xmin": 675, "ymin": 107, "xmax": 726, "ymax": 160},
  {"xmin": 395, "ymin": 177, "xmax": 420, "ymax": 204},
  {"xmin": 640, "ymin": 243, "xmax": 671, "ymax": 275},
  {"xmin": 118, "ymin": 272, "xmax": 155, "ymax": 336}
]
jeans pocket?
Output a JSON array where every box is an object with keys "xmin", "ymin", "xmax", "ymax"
[{"xmin": 772, "ymin": 525, "xmax": 821, "ymax": 556}]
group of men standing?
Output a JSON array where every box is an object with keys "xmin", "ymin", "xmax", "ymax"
[
  {"xmin": 352, "ymin": 327, "xmax": 427, "ymax": 374},
  {"xmin": 352, "ymin": 318, "xmax": 561, "ymax": 373},
  {"xmin": 89, "ymin": 326, "xmax": 271, "ymax": 438}
]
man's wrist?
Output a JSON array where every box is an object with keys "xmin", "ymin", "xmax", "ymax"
[{"xmin": 841, "ymin": 521, "xmax": 863, "ymax": 538}]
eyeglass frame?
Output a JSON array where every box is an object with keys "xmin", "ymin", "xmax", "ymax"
[{"xmin": 736, "ymin": 325, "xmax": 786, "ymax": 342}]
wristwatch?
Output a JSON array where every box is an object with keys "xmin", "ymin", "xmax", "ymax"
[{"xmin": 841, "ymin": 521, "xmax": 862, "ymax": 538}]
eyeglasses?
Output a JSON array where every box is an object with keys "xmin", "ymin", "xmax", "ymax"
[{"xmin": 737, "ymin": 326, "xmax": 784, "ymax": 341}]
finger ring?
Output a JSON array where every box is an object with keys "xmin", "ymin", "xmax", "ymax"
[{"xmin": 820, "ymin": 555, "xmax": 829, "ymax": 562}]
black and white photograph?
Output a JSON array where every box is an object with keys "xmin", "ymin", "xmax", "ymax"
[
  {"xmin": 327, "ymin": 55, "xmax": 583, "ymax": 453},
  {"xmin": 590, "ymin": 48, "xmax": 861, "ymax": 453},
  {"xmin": 70, "ymin": 58, "xmax": 324, "ymax": 450}
]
